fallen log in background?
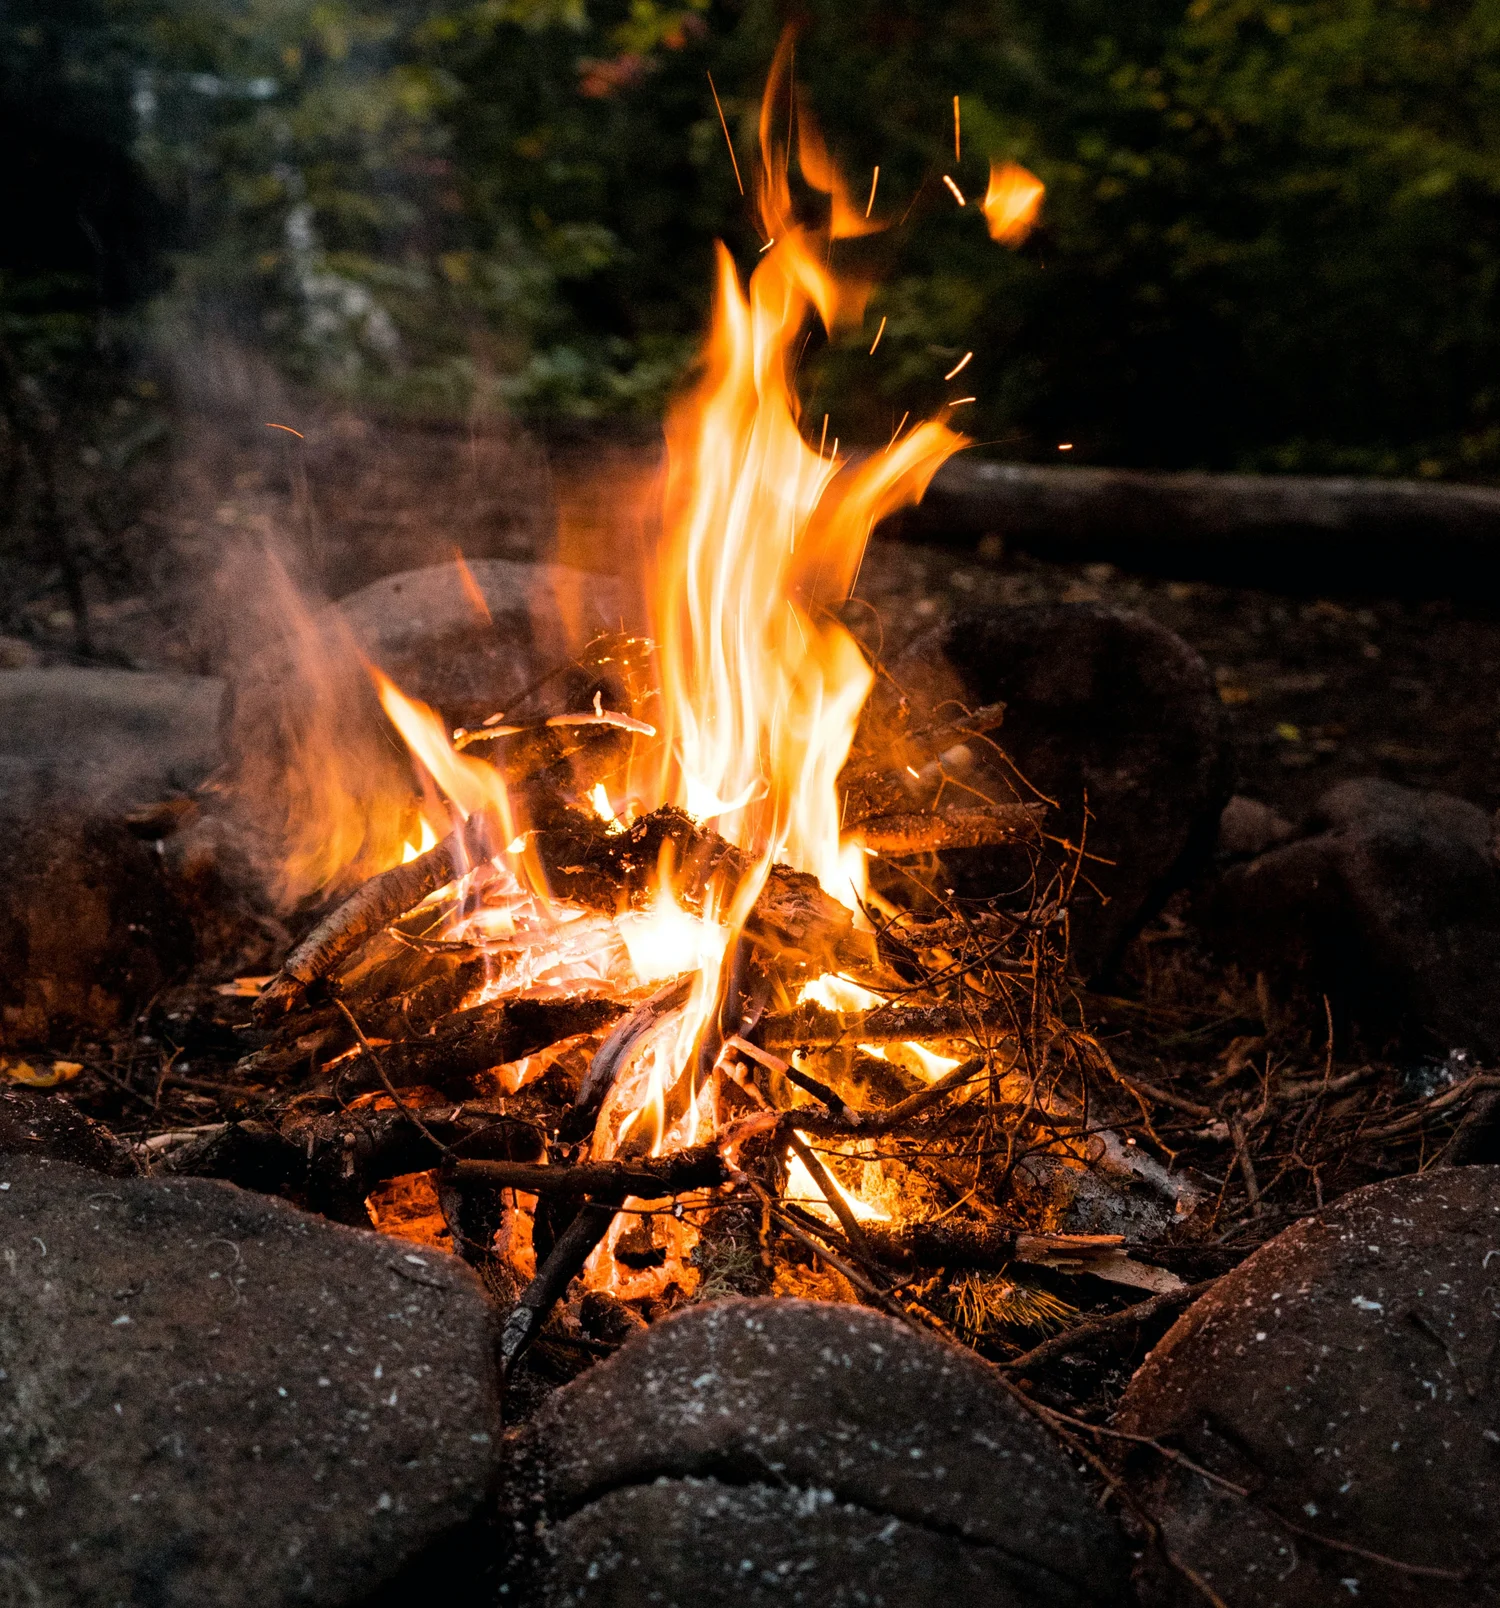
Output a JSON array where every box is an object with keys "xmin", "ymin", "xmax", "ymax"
[{"xmin": 886, "ymin": 458, "xmax": 1500, "ymax": 596}]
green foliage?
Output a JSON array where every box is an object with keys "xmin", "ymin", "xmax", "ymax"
[{"xmin": 13, "ymin": 0, "xmax": 1500, "ymax": 471}]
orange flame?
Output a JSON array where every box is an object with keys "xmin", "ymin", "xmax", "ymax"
[
  {"xmin": 651, "ymin": 38, "xmax": 964, "ymax": 919},
  {"xmin": 981, "ymin": 160, "xmax": 1044, "ymax": 246}
]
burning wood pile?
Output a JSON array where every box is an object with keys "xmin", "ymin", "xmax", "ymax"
[{"xmin": 199, "ymin": 49, "xmax": 1194, "ymax": 1393}]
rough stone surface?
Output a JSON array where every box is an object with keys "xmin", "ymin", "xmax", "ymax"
[
  {"xmin": 1117, "ymin": 1166, "xmax": 1500, "ymax": 1605},
  {"xmin": 1205, "ymin": 777, "xmax": 1500, "ymax": 1053},
  {"xmin": 892, "ymin": 604, "xmax": 1231, "ymax": 976},
  {"xmin": 335, "ymin": 557, "xmax": 627, "ymax": 725},
  {"xmin": 0, "ymin": 1089, "xmax": 139, "ymax": 1175},
  {"xmin": 0, "ymin": 667, "xmax": 225, "ymax": 813},
  {"xmin": 1217, "ymin": 794, "xmax": 1295, "ymax": 859},
  {"xmin": 0, "ymin": 798, "xmax": 193, "ymax": 1044},
  {"xmin": 0, "ymin": 1154, "xmax": 502, "ymax": 1607},
  {"xmin": 503, "ymin": 1297, "xmax": 1129, "ymax": 1606}
]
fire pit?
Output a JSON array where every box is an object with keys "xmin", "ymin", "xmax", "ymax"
[{"xmin": 217, "ymin": 45, "xmax": 1177, "ymax": 1390}]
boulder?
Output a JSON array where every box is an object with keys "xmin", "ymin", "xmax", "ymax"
[
  {"xmin": 503, "ymin": 1297, "xmax": 1129, "ymax": 1606},
  {"xmin": 1216, "ymin": 795, "xmax": 1295, "ymax": 860},
  {"xmin": 221, "ymin": 558, "xmax": 632, "ymax": 906},
  {"xmin": 1205, "ymin": 777, "xmax": 1500, "ymax": 1054},
  {"xmin": 335, "ymin": 557, "xmax": 627, "ymax": 727},
  {"xmin": 1116, "ymin": 1166, "xmax": 1500, "ymax": 1606},
  {"xmin": 0, "ymin": 667, "xmax": 225, "ymax": 814},
  {"xmin": 0, "ymin": 1088, "xmax": 139, "ymax": 1175},
  {"xmin": 0, "ymin": 796, "xmax": 193, "ymax": 1044},
  {"xmin": 0, "ymin": 1154, "xmax": 502, "ymax": 1606},
  {"xmin": 891, "ymin": 604, "xmax": 1232, "ymax": 976}
]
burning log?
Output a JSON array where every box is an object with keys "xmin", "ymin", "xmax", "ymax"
[
  {"xmin": 444, "ymin": 1146, "xmax": 729, "ymax": 1199},
  {"xmin": 255, "ymin": 813, "xmax": 499, "ymax": 1023},
  {"xmin": 759, "ymin": 999, "xmax": 1013, "ymax": 1050},
  {"xmin": 853, "ymin": 803, "xmax": 1041, "ymax": 856},
  {"xmin": 255, "ymin": 804, "xmax": 874, "ymax": 1026},
  {"xmin": 335, "ymin": 995, "xmax": 626, "ymax": 1097}
]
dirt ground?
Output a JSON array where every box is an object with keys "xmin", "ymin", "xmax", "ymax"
[{"xmin": 853, "ymin": 535, "xmax": 1500, "ymax": 825}]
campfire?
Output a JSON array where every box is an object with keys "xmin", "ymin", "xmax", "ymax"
[{"xmin": 231, "ymin": 46, "xmax": 1184, "ymax": 1388}]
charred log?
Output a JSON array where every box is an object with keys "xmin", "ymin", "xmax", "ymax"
[
  {"xmin": 445, "ymin": 1145, "xmax": 729, "ymax": 1199},
  {"xmin": 853, "ymin": 803, "xmax": 1042, "ymax": 856},
  {"xmin": 760, "ymin": 997, "xmax": 1014, "ymax": 1049}
]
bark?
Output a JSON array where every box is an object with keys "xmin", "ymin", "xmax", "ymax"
[{"xmin": 891, "ymin": 457, "xmax": 1500, "ymax": 593}]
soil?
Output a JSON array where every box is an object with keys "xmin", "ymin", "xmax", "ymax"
[{"xmin": 853, "ymin": 534, "xmax": 1500, "ymax": 823}]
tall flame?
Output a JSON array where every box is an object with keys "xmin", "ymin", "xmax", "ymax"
[{"xmin": 651, "ymin": 36, "xmax": 964, "ymax": 916}]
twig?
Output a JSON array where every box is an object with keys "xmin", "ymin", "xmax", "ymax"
[
  {"xmin": 786, "ymin": 1131, "xmax": 881, "ymax": 1266},
  {"xmin": 999, "ymin": 1281, "xmax": 1215, "ymax": 1373},
  {"xmin": 788, "ymin": 1055, "xmax": 986, "ymax": 1136},
  {"xmin": 332, "ymin": 998, "xmax": 448, "ymax": 1155}
]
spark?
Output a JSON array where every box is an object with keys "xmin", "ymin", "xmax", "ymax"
[
  {"xmin": 942, "ymin": 174, "xmax": 967, "ymax": 207},
  {"xmin": 953, "ymin": 95, "xmax": 961, "ymax": 162},
  {"xmin": 707, "ymin": 72, "xmax": 744, "ymax": 196},
  {"xmin": 869, "ymin": 315, "xmax": 887, "ymax": 354},
  {"xmin": 887, "ymin": 410, "xmax": 910, "ymax": 447},
  {"xmin": 1058, "ymin": 442, "xmax": 1074, "ymax": 451},
  {"xmin": 819, "ymin": 414, "xmax": 829, "ymax": 457},
  {"xmin": 865, "ymin": 165, "xmax": 880, "ymax": 218},
  {"xmin": 265, "ymin": 422, "xmax": 303, "ymax": 438},
  {"xmin": 949, "ymin": 396, "xmax": 976, "ymax": 407},
  {"xmin": 943, "ymin": 350, "xmax": 973, "ymax": 381},
  {"xmin": 759, "ymin": 237, "xmax": 776, "ymax": 253}
]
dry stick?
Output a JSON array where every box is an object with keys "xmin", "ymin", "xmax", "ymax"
[
  {"xmin": 446, "ymin": 1148, "xmax": 728, "ymax": 1198},
  {"xmin": 999, "ymin": 1280, "xmax": 1216, "ymax": 1374},
  {"xmin": 785, "ymin": 1131, "xmax": 881, "ymax": 1266},
  {"xmin": 331, "ymin": 998, "xmax": 448, "ymax": 1156},
  {"xmin": 787, "ymin": 1055, "xmax": 985, "ymax": 1136},
  {"xmin": 257, "ymin": 813, "xmax": 496, "ymax": 1022},
  {"xmin": 1112, "ymin": 1072, "xmax": 1212, "ymax": 1121},
  {"xmin": 852, "ymin": 804, "xmax": 1041, "ymax": 856},
  {"xmin": 1227, "ymin": 1113, "xmax": 1262, "ymax": 1214},
  {"xmin": 1357, "ymin": 1072, "xmax": 1500, "ymax": 1142}
]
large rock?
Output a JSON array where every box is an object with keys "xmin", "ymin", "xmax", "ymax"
[
  {"xmin": 336, "ymin": 557, "xmax": 627, "ymax": 726},
  {"xmin": 0, "ymin": 796, "xmax": 193, "ymax": 1044},
  {"xmin": 221, "ymin": 558, "xmax": 631, "ymax": 905},
  {"xmin": 0, "ymin": 667, "xmax": 225, "ymax": 813},
  {"xmin": 1205, "ymin": 777, "xmax": 1500, "ymax": 1054},
  {"xmin": 892, "ymin": 604, "xmax": 1231, "ymax": 976},
  {"xmin": 0, "ymin": 1154, "xmax": 502, "ymax": 1606},
  {"xmin": 0, "ymin": 1088, "xmax": 139, "ymax": 1175},
  {"xmin": 503, "ymin": 1297, "xmax": 1129, "ymax": 1606},
  {"xmin": 1117, "ymin": 1167, "xmax": 1500, "ymax": 1605}
]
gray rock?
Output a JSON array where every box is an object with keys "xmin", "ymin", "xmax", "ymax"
[
  {"xmin": 0, "ymin": 801, "xmax": 193, "ymax": 1044},
  {"xmin": 537, "ymin": 1477, "xmax": 1095, "ymax": 1607},
  {"xmin": 891, "ymin": 604, "xmax": 1232, "ymax": 976},
  {"xmin": 1117, "ymin": 1166, "xmax": 1500, "ymax": 1606},
  {"xmin": 1205, "ymin": 777, "xmax": 1500, "ymax": 1053},
  {"xmin": 503, "ymin": 1297, "xmax": 1129, "ymax": 1606},
  {"xmin": 1216, "ymin": 795, "xmax": 1295, "ymax": 859},
  {"xmin": 336, "ymin": 557, "xmax": 627, "ymax": 725},
  {"xmin": 0, "ymin": 1089, "xmax": 139, "ymax": 1175},
  {"xmin": 0, "ymin": 667, "xmax": 225, "ymax": 813},
  {"xmin": 0, "ymin": 1154, "xmax": 502, "ymax": 1606}
]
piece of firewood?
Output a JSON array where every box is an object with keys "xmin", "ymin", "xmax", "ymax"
[
  {"xmin": 445, "ymin": 1145, "xmax": 729, "ymax": 1199},
  {"xmin": 854, "ymin": 802, "xmax": 1041, "ymax": 855},
  {"xmin": 759, "ymin": 998, "xmax": 1013, "ymax": 1049}
]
